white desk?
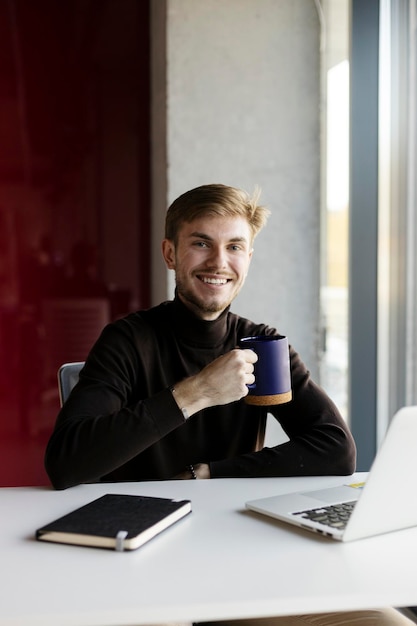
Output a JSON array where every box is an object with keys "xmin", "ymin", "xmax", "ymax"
[{"xmin": 1, "ymin": 474, "xmax": 417, "ymax": 626}]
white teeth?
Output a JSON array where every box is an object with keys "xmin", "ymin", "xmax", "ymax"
[{"xmin": 201, "ymin": 277, "xmax": 228, "ymax": 285}]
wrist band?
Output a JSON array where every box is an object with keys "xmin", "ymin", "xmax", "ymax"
[{"xmin": 187, "ymin": 464, "xmax": 197, "ymax": 479}]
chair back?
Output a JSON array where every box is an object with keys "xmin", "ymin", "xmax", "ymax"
[{"xmin": 58, "ymin": 361, "xmax": 85, "ymax": 406}]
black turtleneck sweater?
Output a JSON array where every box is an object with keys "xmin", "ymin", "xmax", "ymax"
[{"xmin": 45, "ymin": 296, "xmax": 356, "ymax": 489}]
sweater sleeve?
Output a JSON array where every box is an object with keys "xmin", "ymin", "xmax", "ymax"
[
  {"xmin": 44, "ymin": 321, "xmax": 186, "ymax": 490},
  {"xmin": 209, "ymin": 344, "xmax": 357, "ymax": 478}
]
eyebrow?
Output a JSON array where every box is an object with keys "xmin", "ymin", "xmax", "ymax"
[{"xmin": 189, "ymin": 231, "xmax": 249, "ymax": 244}]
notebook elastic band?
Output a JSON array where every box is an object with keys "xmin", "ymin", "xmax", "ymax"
[{"xmin": 115, "ymin": 530, "xmax": 128, "ymax": 551}]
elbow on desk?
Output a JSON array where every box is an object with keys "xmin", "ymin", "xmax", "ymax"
[
  {"xmin": 337, "ymin": 449, "xmax": 357, "ymax": 476},
  {"xmin": 310, "ymin": 425, "xmax": 357, "ymax": 477},
  {"xmin": 45, "ymin": 466, "xmax": 87, "ymax": 490},
  {"xmin": 44, "ymin": 460, "xmax": 76, "ymax": 490},
  {"xmin": 44, "ymin": 446, "xmax": 82, "ymax": 490},
  {"xmin": 332, "ymin": 430, "xmax": 357, "ymax": 476}
]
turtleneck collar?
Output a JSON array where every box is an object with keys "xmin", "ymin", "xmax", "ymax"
[{"xmin": 169, "ymin": 291, "xmax": 230, "ymax": 348}]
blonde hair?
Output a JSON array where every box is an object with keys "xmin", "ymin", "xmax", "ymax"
[{"xmin": 165, "ymin": 183, "xmax": 270, "ymax": 244}]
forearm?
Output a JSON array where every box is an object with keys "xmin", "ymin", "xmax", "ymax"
[
  {"xmin": 210, "ymin": 422, "xmax": 356, "ymax": 478},
  {"xmin": 169, "ymin": 348, "xmax": 257, "ymax": 417},
  {"xmin": 45, "ymin": 388, "xmax": 185, "ymax": 489}
]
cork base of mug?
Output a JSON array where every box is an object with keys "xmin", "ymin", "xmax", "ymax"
[{"xmin": 244, "ymin": 390, "xmax": 293, "ymax": 406}]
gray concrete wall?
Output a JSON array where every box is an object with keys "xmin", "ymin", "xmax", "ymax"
[{"xmin": 151, "ymin": 0, "xmax": 321, "ymax": 380}]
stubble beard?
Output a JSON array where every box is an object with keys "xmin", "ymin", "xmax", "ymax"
[{"xmin": 175, "ymin": 275, "xmax": 235, "ymax": 318}]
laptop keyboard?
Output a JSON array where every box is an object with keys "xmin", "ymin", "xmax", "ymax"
[{"xmin": 292, "ymin": 501, "xmax": 356, "ymax": 530}]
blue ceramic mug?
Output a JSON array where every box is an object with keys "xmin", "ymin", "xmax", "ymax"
[{"xmin": 239, "ymin": 335, "xmax": 292, "ymax": 405}]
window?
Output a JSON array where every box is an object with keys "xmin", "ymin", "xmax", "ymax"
[{"xmin": 320, "ymin": 0, "xmax": 350, "ymax": 421}]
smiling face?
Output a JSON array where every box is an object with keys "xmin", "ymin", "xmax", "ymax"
[{"xmin": 162, "ymin": 215, "xmax": 253, "ymax": 320}]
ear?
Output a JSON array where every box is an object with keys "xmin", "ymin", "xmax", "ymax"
[{"xmin": 162, "ymin": 239, "xmax": 176, "ymax": 270}]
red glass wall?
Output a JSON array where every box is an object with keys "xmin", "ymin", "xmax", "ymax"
[{"xmin": 0, "ymin": 0, "xmax": 150, "ymax": 486}]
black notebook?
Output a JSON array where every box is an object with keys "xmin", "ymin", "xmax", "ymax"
[{"xmin": 36, "ymin": 493, "xmax": 192, "ymax": 551}]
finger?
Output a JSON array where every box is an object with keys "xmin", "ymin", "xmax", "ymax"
[
  {"xmin": 246, "ymin": 373, "xmax": 255, "ymax": 386},
  {"xmin": 241, "ymin": 348, "xmax": 258, "ymax": 363}
]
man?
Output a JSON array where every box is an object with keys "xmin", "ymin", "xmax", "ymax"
[
  {"xmin": 45, "ymin": 184, "xmax": 414, "ymax": 626},
  {"xmin": 45, "ymin": 184, "xmax": 355, "ymax": 488}
]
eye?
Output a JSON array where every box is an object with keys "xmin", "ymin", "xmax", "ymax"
[{"xmin": 193, "ymin": 240, "xmax": 209, "ymax": 248}]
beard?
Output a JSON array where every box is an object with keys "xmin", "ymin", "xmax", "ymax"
[{"xmin": 175, "ymin": 274, "xmax": 236, "ymax": 319}]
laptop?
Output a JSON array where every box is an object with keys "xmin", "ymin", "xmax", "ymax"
[{"xmin": 246, "ymin": 406, "xmax": 417, "ymax": 542}]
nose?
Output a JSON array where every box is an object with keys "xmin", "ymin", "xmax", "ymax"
[{"xmin": 206, "ymin": 245, "xmax": 227, "ymax": 268}]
